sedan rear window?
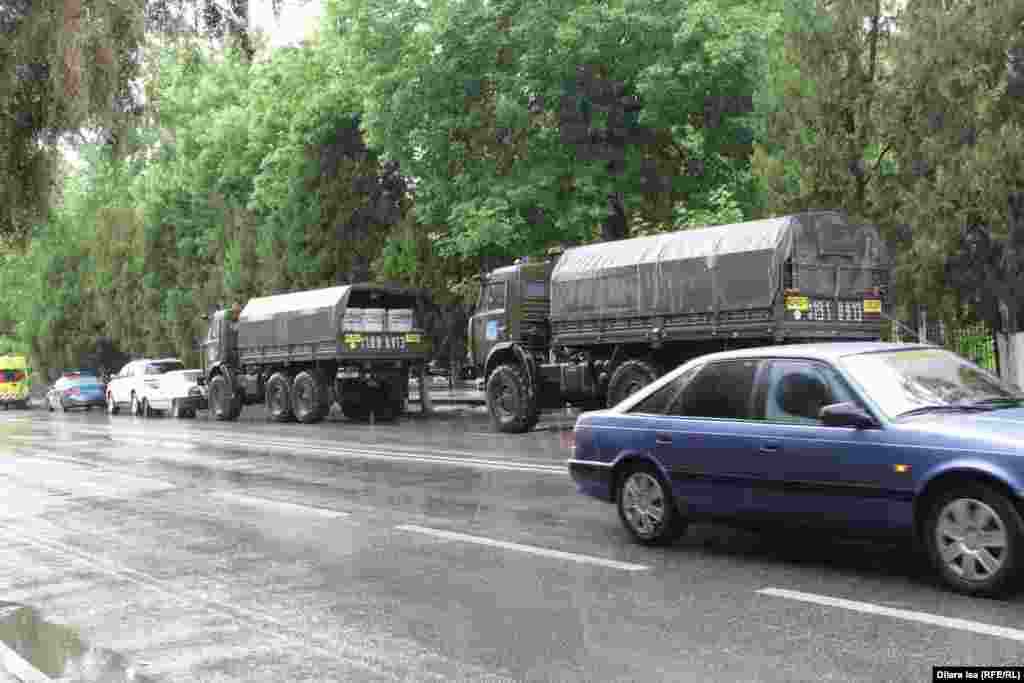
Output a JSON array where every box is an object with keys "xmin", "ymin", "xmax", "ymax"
[
  {"xmin": 146, "ymin": 361, "xmax": 185, "ymax": 375},
  {"xmin": 675, "ymin": 360, "xmax": 760, "ymax": 419}
]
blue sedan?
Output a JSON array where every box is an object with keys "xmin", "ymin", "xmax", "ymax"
[{"xmin": 568, "ymin": 342, "xmax": 1024, "ymax": 597}]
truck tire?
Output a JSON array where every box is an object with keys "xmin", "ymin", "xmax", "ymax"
[
  {"xmin": 292, "ymin": 371, "xmax": 329, "ymax": 424},
  {"xmin": 266, "ymin": 372, "xmax": 295, "ymax": 422},
  {"xmin": 486, "ymin": 364, "xmax": 539, "ymax": 433},
  {"xmin": 209, "ymin": 375, "xmax": 242, "ymax": 421},
  {"xmin": 606, "ymin": 359, "xmax": 663, "ymax": 408}
]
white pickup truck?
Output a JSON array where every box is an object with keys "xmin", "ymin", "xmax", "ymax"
[{"xmin": 106, "ymin": 358, "xmax": 207, "ymax": 418}]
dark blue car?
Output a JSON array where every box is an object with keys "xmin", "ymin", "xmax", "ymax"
[
  {"xmin": 568, "ymin": 342, "xmax": 1024, "ymax": 597},
  {"xmin": 46, "ymin": 374, "xmax": 107, "ymax": 412}
]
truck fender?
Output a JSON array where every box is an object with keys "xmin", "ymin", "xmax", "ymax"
[
  {"xmin": 484, "ymin": 343, "xmax": 539, "ymax": 396},
  {"xmin": 207, "ymin": 362, "xmax": 238, "ymax": 397}
]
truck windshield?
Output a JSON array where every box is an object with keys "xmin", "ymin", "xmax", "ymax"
[{"xmin": 480, "ymin": 281, "xmax": 506, "ymax": 311}]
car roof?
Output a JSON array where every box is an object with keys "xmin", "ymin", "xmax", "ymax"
[{"xmin": 688, "ymin": 341, "xmax": 935, "ymax": 364}]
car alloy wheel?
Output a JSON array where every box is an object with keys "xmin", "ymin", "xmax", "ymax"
[
  {"xmin": 616, "ymin": 464, "xmax": 686, "ymax": 546},
  {"xmin": 925, "ymin": 483, "xmax": 1023, "ymax": 597},
  {"xmin": 935, "ymin": 498, "xmax": 1007, "ymax": 581},
  {"xmin": 622, "ymin": 472, "xmax": 666, "ymax": 536}
]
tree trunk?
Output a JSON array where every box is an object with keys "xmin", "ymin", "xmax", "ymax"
[{"xmin": 601, "ymin": 193, "xmax": 628, "ymax": 242}]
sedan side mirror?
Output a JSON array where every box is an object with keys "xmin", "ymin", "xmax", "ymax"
[{"xmin": 820, "ymin": 402, "xmax": 879, "ymax": 429}]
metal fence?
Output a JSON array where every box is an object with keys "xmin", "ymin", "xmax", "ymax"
[{"xmin": 886, "ymin": 318, "xmax": 998, "ymax": 372}]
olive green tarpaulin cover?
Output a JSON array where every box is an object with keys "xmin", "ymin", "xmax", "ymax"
[{"xmin": 549, "ymin": 211, "xmax": 888, "ymax": 322}]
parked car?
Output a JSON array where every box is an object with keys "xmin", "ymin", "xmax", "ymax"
[
  {"xmin": 106, "ymin": 358, "xmax": 186, "ymax": 416},
  {"xmin": 568, "ymin": 342, "xmax": 1024, "ymax": 597},
  {"xmin": 46, "ymin": 374, "xmax": 106, "ymax": 412},
  {"xmin": 150, "ymin": 369, "xmax": 207, "ymax": 418}
]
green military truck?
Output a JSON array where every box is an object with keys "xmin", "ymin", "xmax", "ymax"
[
  {"xmin": 469, "ymin": 211, "xmax": 891, "ymax": 433},
  {"xmin": 202, "ymin": 284, "xmax": 432, "ymax": 423}
]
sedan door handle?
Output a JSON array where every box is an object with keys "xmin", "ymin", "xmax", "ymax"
[
  {"xmin": 759, "ymin": 442, "xmax": 781, "ymax": 453},
  {"xmin": 655, "ymin": 432, "xmax": 673, "ymax": 445}
]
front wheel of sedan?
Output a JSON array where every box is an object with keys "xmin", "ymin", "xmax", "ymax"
[
  {"xmin": 616, "ymin": 463, "xmax": 687, "ymax": 546},
  {"xmin": 924, "ymin": 482, "xmax": 1024, "ymax": 597}
]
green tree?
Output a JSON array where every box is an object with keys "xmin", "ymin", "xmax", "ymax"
[{"xmin": 330, "ymin": 0, "xmax": 777, "ymax": 264}]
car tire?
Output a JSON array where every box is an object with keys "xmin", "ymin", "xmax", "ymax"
[
  {"xmin": 616, "ymin": 462, "xmax": 687, "ymax": 546},
  {"xmin": 208, "ymin": 375, "xmax": 242, "ymax": 421},
  {"xmin": 606, "ymin": 359, "xmax": 663, "ymax": 408},
  {"xmin": 291, "ymin": 371, "xmax": 329, "ymax": 424},
  {"xmin": 266, "ymin": 372, "xmax": 295, "ymax": 422},
  {"xmin": 141, "ymin": 397, "xmax": 155, "ymax": 417},
  {"xmin": 923, "ymin": 482, "xmax": 1024, "ymax": 597},
  {"xmin": 486, "ymin": 364, "xmax": 539, "ymax": 434},
  {"xmin": 130, "ymin": 393, "xmax": 141, "ymax": 416}
]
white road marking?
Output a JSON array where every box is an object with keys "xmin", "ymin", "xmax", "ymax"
[
  {"xmin": 211, "ymin": 492, "xmax": 347, "ymax": 518},
  {"xmin": 0, "ymin": 525, "xmax": 397, "ymax": 677},
  {"xmin": 396, "ymin": 524, "xmax": 649, "ymax": 572},
  {"xmin": 0, "ymin": 638, "xmax": 52, "ymax": 682},
  {"xmin": 758, "ymin": 587, "xmax": 1024, "ymax": 643}
]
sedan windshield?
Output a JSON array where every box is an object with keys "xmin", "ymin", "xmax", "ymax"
[{"xmin": 839, "ymin": 348, "xmax": 1022, "ymax": 418}]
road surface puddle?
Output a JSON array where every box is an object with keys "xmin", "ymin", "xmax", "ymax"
[{"xmin": 0, "ymin": 602, "xmax": 156, "ymax": 681}]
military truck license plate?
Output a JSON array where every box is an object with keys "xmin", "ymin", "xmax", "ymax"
[
  {"xmin": 787, "ymin": 298, "xmax": 881, "ymax": 322},
  {"xmin": 341, "ymin": 333, "xmax": 418, "ymax": 351}
]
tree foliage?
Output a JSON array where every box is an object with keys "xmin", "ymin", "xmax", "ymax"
[{"xmin": 330, "ymin": 0, "xmax": 775, "ymax": 264}]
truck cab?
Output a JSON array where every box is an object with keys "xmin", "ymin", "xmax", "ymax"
[
  {"xmin": 469, "ymin": 258, "xmax": 554, "ymax": 370},
  {"xmin": 202, "ymin": 309, "xmax": 237, "ymax": 374}
]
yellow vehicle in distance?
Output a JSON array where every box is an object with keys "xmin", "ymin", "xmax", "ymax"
[{"xmin": 0, "ymin": 354, "xmax": 32, "ymax": 409}]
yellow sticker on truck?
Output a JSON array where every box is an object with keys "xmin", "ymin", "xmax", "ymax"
[
  {"xmin": 785, "ymin": 296, "xmax": 810, "ymax": 312},
  {"xmin": 863, "ymin": 299, "xmax": 882, "ymax": 313}
]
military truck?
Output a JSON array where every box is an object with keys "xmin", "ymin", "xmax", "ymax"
[
  {"xmin": 469, "ymin": 211, "xmax": 891, "ymax": 433},
  {"xmin": 202, "ymin": 284, "xmax": 432, "ymax": 423}
]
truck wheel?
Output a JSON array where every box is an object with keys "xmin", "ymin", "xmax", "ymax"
[
  {"xmin": 606, "ymin": 359, "xmax": 663, "ymax": 408},
  {"xmin": 292, "ymin": 371, "xmax": 329, "ymax": 424},
  {"xmin": 209, "ymin": 375, "xmax": 242, "ymax": 421},
  {"xmin": 486, "ymin": 364, "xmax": 538, "ymax": 434},
  {"xmin": 266, "ymin": 372, "xmax": 295, "ymax": 422}
]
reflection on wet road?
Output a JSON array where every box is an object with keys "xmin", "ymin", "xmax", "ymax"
[{"xmin": 1, "ymin": 409, "xmax": 1023, "ymax": 682}]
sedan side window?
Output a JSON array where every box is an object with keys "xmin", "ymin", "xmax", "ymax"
[
  {"xmin": 761, "ymin": 360, "xmax": 859, "ymax": 425},
  {"xmin": 673, "ymin": 360, "xmax": 761, "ymax": 420},
  {"xmin": 628, "ymin": 365, "xmax": 702, "ymax": 415}
]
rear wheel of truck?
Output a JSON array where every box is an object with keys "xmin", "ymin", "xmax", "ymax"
[
  {"xmin": 606, "ymin": 359, "xmax": 663, "ymax": 408},
  {"xmin": 266, "ymin": 372, "xmax": 295, "ymax": 422},
  {"xmin": 486, "ymin": 364, "xmax": 539, "ymax": 433},
  {"xmin": 209, "ymin": 375, "xmax": 242, "ymax": 421},
  {"xmin": 292, "ymin": 371, "xmax": 329, "ymax": 424}
]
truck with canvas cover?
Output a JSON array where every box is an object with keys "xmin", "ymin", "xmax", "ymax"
[
  {"xmin": 202, "ymin": 284, "xmax": 432, "ymax": 423},
  {"xmin": 0, "ymin": 354, "xmax": 31, "ymax": 409},
  {"xmin": 469, "ymin": 211, "xmax": 891, "ymax": 432}
]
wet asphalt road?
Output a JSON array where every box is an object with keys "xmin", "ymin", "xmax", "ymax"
[{"xmin": 1, "ymin": 405, "xmax": 1024, "ymax": 682}]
